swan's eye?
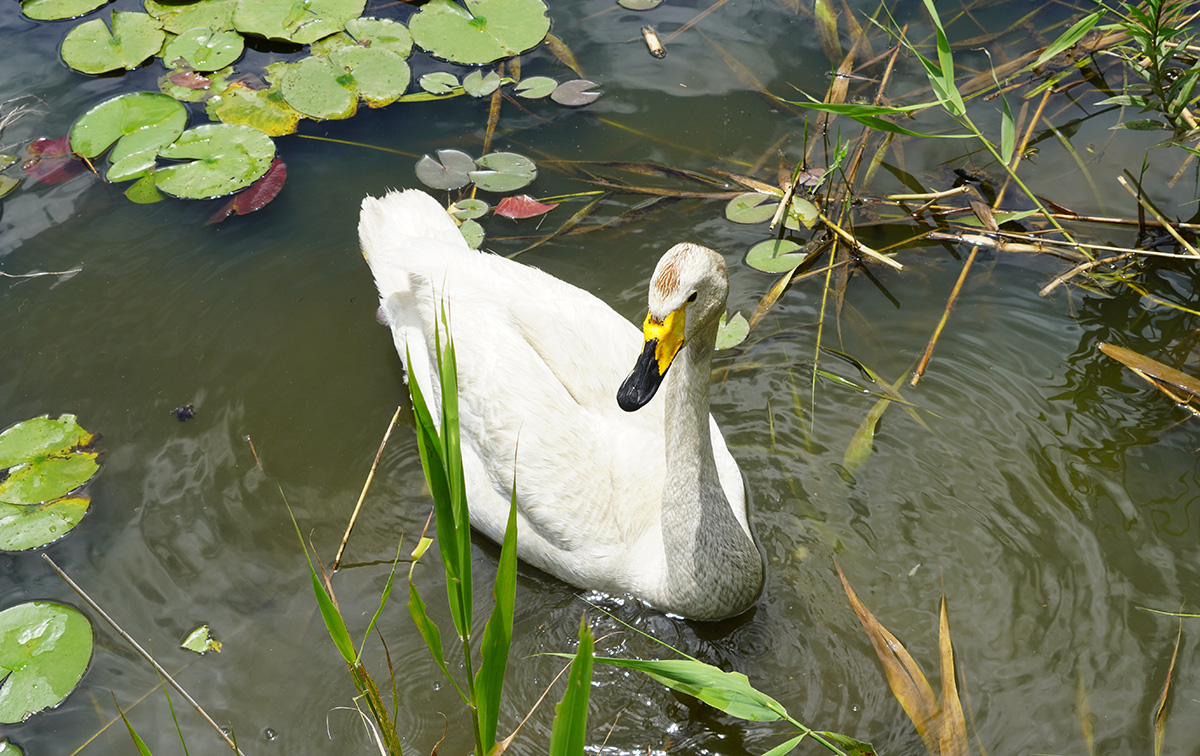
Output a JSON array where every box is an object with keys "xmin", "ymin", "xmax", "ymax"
[{"xmin": 687, "ymin": 292, "xmax": 698, "ymax": 303}]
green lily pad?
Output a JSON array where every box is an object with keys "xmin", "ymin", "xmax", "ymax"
[
  {"xmin": 233, "ymin": 0, "xmax": 366, "ymax": 44},
  {"xmin": 462, "ymin": 69, "xmax": 501, "ymax": 97},
  {"xmin": 330, "ymin": 46, "xmax": 411, "ymax": 107},
  {"xmin": 449, "ymin": 198, "xmax": 489, "ymax": 220},
  {"xmin": 0, "ymin": 176, "xmax": 19, "ymax": 199},
  {"xmin": 418, "ymin": 71, "xmax": 459, "ymax": 95},
  {"xmin": 725, "ymin": 193, "xmax": 776, "ymax": 224},
  {"xmin": 0, "ymin": 602, "xmax": 93, "ymax": 724},
  {"xmin": 715, "ymin": 312, "xmax": 749, "ymax": 350},
  {"xmin": 69, "ymin": 92, "xmax": 187, "ymax": 183},
  {"xmin": 181, "ymin": 625, "xmax": 222, "ymax": 654},
  {"xmin": 469, "ymin": 151, "xmax": 536, "ymax": 192},
  {"xmin": 278, "ymin": 55, "xmax": 358, "ymax": 120},
  {"xmin": 206, "ymin": 81, "xmax": 303, "ymax": 136},
  {"xmin": 0, "ymin": 496, "xmax": 90, "ymax": 552},
  {"xmin": 20, "ymin": 0, "xmax": 106, "ymax": 21},
  {"xmin": 0, "ymin": 155, "xmax": 15, "ymax": 172},
  {"xmin": 145, "ymin": 0, "xmax": 237, "ymax": 33},
  {"xmin": 513, "ymin": 75, "xmax": 556, "ymax": 98},
  {"xmin": 158, "ymin": 64, "xmax": 232, "ymax": 103},
  {"xmin": 746, "ymin": 238, "xmax": 805, "ymax": 273},
  {"xmin": 409, "ymin": 0, "xmax": 550, "ymax": 65},
  {"xmin": 415, "ymin": 149, "xmax": 475, "ymax": 190},
  {"xmin": 788, "ymin": 196, "xmax": 819, "ymax": 229},
  {"xmin": 124, "ymin": 174, "xmax": 165, "ymax": 204},
  {"xmin": 161, "ymin": 27, "xmax": 243, "ymax": 72},
  {"xmin": 459, "ymin": 218, "xmax": 484, "ymax": 249},
  {"xmin": 0, "ymin": 415, "xmax": 99, "ymax": 507},
  {"xmin": 618, "ymin": 0, "xmax": 662, "ymax": 8},
  {"xmin": 154, "ymin": 124, "xmax": 276, "ymax": 199},
  {"xmin": 345, "ymin": 16, "xmax": 413, "ymax": 57},
  {"xmin": 61, "ymin": 11, "xmax": 166, "ymax": 75},
  {"xmin": 0, "ymin": 739, "xmax": 24, "ymax": 755}
]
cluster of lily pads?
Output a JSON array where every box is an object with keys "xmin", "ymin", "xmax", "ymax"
[
  {"xmin": 5, "ymin": 0, "xmax": 596, "ymax": 208},
  {"xmin": 724, "ymin": 192, "xmax": 821, "ymax": 274}
]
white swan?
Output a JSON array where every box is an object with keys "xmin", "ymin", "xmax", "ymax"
[{"xmin": 359, "ymin": 189, "xmax": 763, "ymax": 620}]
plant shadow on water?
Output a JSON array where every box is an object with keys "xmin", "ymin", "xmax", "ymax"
[{"xmin": 3, "ymin": 0, "xmax": 1200, "ymax": 754}]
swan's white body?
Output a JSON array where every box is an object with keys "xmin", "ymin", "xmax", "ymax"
[{"xmin": 359, "ymin": 189, "xmax": 762, "ymax": 620}]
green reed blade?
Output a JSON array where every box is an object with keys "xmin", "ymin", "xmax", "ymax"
[{"xmin": 548, "ymin": 616, "xmax": 595, "ymax": 756}]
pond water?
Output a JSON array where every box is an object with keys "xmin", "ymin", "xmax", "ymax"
[{"xmin": 3, "ymin": 0, "xmax": 1200, "ymax": 755}]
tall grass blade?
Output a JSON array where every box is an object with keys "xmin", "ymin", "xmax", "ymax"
[
  {"xmin": 436, "ymin": 312, "xmax": 474, "ymax": 642},
  {"xmin": 762, "ymin": 734, "xmax": 807, "ymax": 756},
  {"xmin": 548, "ymin": 616, "xmax": 595, "ymax": 756},
  {"xmin": 921, "ymin": 0, "xmax": 965, "ymax": 116},
  {"xmin": 113, "ymin": 694, "xmax": 155, "ymax": 756},
  {"xmin": 1153, "ymin": 620, "xmax": 1182, "ymax": 756},
  {"xmin": 841, "ymin": 394, "xmax": 891, "ymax": 477},
  {"xmin": 155, "ymin": 669, "xmax": 191, "ymax": 756},
  {"xmin": 474, "ymin": 484, "xmax": 520, "ymax": 753},
  {"xmin": 814, "ymin": 0, "xmax": 841, "ymax": 65},
  {"xmin": 358, "ymin": 543, "xmax": 404, "ymax": 664},
  {"xmin": 284, "ymin": 493, "xmax": 356, "ymax": 664},
  {"xmin": 1034, "ymin": 10, "xmax": 1105, "ymax": 69},
  {"xmin": 936, "ymin": 598, "xmax": 968, "ymax": 756},
  {"xmin": 835, "ymin": 563, "xmax": 939, "ymax": 752},
  {"xmin": 591, "ymin": 657, "xmax": 787, "ymax": 721},
  {"xmin": 407, "ymin": 538, "xmax": 468, "ymax": 703},
  {"xmin": 815, "ymin": 731, "xmax": 877, "ymax": 756}
]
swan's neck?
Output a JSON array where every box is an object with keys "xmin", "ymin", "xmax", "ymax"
[{"xmin": 659, "ymin": 320, "xmax": 763, "ymax": 620}]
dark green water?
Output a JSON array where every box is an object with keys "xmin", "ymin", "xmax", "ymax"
[{"xmin": 3, "ymin": 1, "xmax": 1200, "ymax": 755}]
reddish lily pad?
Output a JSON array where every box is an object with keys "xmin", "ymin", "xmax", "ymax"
[
  {"xmin": 495, "ymin": 194, "xmax": 557, "ymax": 219},
  {"xmin": 22, "ymin": 138, "xmax": 87, "ymax": 184},
  {"xmin": 208, "ymin": 157, "xmax": 286, "ymax": 223}
]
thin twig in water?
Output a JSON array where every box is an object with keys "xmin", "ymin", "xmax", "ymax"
[
  {"xmin": 817, "ymin": 210, "xmax": 903, "ymax": 270},
  {"xmin": 0, "ymin": 265, "xmax": 82, "ymax": 279},
  {"xmin": 244, "ymin": 434, "xmax": 263, "ymax": 471},
  {"xmin": 41, "ymin": 554, "xmax": 246, "ymax": 756},
  {"xmin": 1039, "ymin": 252, "xmax": 1138, "ymax": 296},
  {"xmin": 1116, "ymin": 175, "xmax": 1200, "ymax": 257},
  {"xmin": 329, "ymin": 406, "xmax": 403, "ymax": 584},
  {"xmin": 911, "ymin": 244, "xmax": 979, "ymax": 386}
]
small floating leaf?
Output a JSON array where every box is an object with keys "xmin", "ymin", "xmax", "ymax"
[
  {"xmin": 0, "ymin": 496, "xmax": 90, "ymax": 552},
  {"xmin": 618, "ymin": 0, "xmax": 663, "ymax": 8},
  {"xmin": 469, "ymin": 151, "xmax": 536, "ymax": 192},
  {"xmin": 145, "ymin": 0, "xmax": 236, "ymax": 33},
  {"xmin": 789, "ymin": 195, "xmax": 819, "ymax": 228},
  {"xmin": 459, "ymin": 219, "xmax": 485, "ymax": 249},
  {"xmin": 21, "ymin": 137, "xmax": 87, "ymax": 185},
  {"xmin": 419, "ymin": 71, "xmax": 459, "ymax": 95},
  {"xmin": 180, "ymin": 625, "xmax": 222, "ymax": 654},
  {"xmin": 61, "ymin": 11, "xmax": 166, "ymax": 75},
  {"xmin": 0, "ymin": 176, "xmax": 19, "ymax": 199},
  {"xmin": 550, "ymin": 79, "xmax": 600, "ymax": 106},
  {"xmin": 20, "ymin": 0, "xmax": 105, "ymax": 21},
  {"xmin": 746, "ymin": 239, "xmax": 805, "ymax": 273},
  {"xmin": 124, "ymin": 174, "xmax": 164, "ymax": 204},
  {"xmin": 495, "ymin": 194, "xmax": 557, "ymax": 219},
  {"xmin": 409, "ymin": 0, "xmax": 550, "ymax": 65},
  {"xmin": 715, "ymin": 312, "xmax": 749, "ymax": 350},
  {"xmin": 415, "ymin": 148, "xmax": 475, "ymax": 190},
  {"xmin": 0, "ymin": 156, "xmax": 15, "ymax": 172},
  {"xmin": 208, "ymin": 157, "xmax": 286, "ymax": 223},
  {"xmin": 278, "ymin": 55, "xmax": 358, "ymax": 120},
  {"xmin": 233, "ymin": 0, "xmax": 366, "ymax": 44},
  {"xmin": 159, "ymin": 65, "xmax": 231, "ymax": 102},
  {"xmin": 0, "ymin": 415, "xmax": 99, "ymax": 507},
  {"xmin": 449, "ymin": 198, "xmax": 489, "ymax": 220},
  {"xmin": 462, "ymin": 69, "xmax": 501, "ymax": 97},
  {"xmin": 725, "ymin": 192, "xmax": 776, "ymax": 224},
  {"xmin": 161, "ymin": 27, "xmax": 243, "ymax": 72},
  {"xmin": 154, "ymin": 123, "xmax": 276, "ymax": 199},
  {"xmin": 0, "ymin": 739, "xmax": 24, "ymax": 755},
  {"xmin": 0, "ymin": 602, "xmax": 94, "ymax": 724},
  {"xmin": 206, "ymin": 81, "xmax": 303, "ymax": 136},
  {"xmin": 513, "ymin": 75, "xmax": 556, "ymax": 99},
  {"xmin": 331, "ymin": 46, "xmax": 411, "ymax": 107},
  {"xmin": 345, "ymin": 16, "xmax": 413, "ymax": 57}
]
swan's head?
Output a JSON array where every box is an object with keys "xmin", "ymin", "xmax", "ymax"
[{"xmin": 617, "ymin": 242, "xmax": 729, "ymax": 412}]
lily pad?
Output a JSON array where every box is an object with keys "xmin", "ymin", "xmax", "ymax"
[
  {"xmin": 0, "ymin": 415, "xmax": 99, "ymax": 507},
  {"xmin": 206, "ymin": 81, "xmax": 303, "ymax": 136},
  {"xmin": 514, "ymin": 75, "xmax": 556, "ymax": 98},
  {"xmin": 20, "ymin": 0, "xmax": 106, "ymax": 21},
  {"xmin": 725, "ymin": 193, "xmax": 777, "ymax": 224},
  {"xmin": 22, "ymin": 138, "xmax": 87, "ymax": 184},
  {"xmin": 618, "ymin": 0, "xmax": 663, "ymax": 8},
  {"xmin": 161, "ymin": 27, "xmax": 244, "ymax": 72},
  {"xmin": 459, "ymin": 218, "xmax": 485, "ymax": 249},
  {"xmin": 0, "ymin": 739, "xmax": 23, "ymax": 755},
  {"xmin": 0, "ymin": 496, "xmax": 90, "ymax": 552},
  {"xmin": 449, "ymin": 198, "xmax": 489, "ymax": 220},
  {"xmin": 233, "ymin": 0, "xmax": 366, "ymax": 44},
  {"xmin": 0, "ymin": 176, "xmax": 19, "ymax": 199},
  {"xmin": 409, "ymin": 0, "xmax": 550, "ymax": 65},
  {"xmin": 208, "ymin": 157, "xmax": 286, "ymax": 223},
  {"xmin": 788, "ymin": 195, "xmax": 819, "ymax": 228},
  {"xmin": 154, "ymin": 124, "xmax": 276, "ymax": 199},
  {"xmin": 124, "ymin": 174, "xmax": 165, "ymax": 204},
  {"xmin": 495, "ymin": 194, "xmax": 556, "ymax": 218},
  {"xmin": 145, "ymin": 0, "xmax": 236, "ymax": 34},
  {"xmin": 462, "ymin": 69, "xmax": 501, "ymax": 97},
  {"xmin": 469, "ymin": 151, "xmax": 536, "ymax": 192},
  {"xmin": 330, "ymin": 46, "xmax": 411, "ymax": 107},
  {"xmin": 159, "ymin": 65, "xmax": 232, "ymax": 102},
  {"xmin": 0, "ymin": 602, "xmax": 94, "ymax": 724},
  {"xmin": 715, "ymin": 312, "xmax": 749, "ymax": 350},
  {"xmin": 415, "ymin": 149, "xmax": 475, "ymax": 190},
  {"xmin": 551, "ymin": 79, "xmax": 601, "ymax": 106},
  {"xmin": 278, "ymin": 55, "xmax": 358, "ymax": 120},
  {"xmin": 61, "ymin": 11, "xmax": 166, "ymax": 75},
  {"xmin": 345, "ymin": 16, "xmax": 413, "ymax": 57},
  {"xmin": 745, "ymin": 239, "xmax": 805, "ymax": 273},
  {"xmin": 70, "ymin": 92, "xmax": 188, "ymax": 182},
  {"xmin": 418, "ymin": 71, "xmax": 459, "ymax": 95},
  {"xmin": 180, "ymin": 625, "xmax": 222, "ymax": 654}
]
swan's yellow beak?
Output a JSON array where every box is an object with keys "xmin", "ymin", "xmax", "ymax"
[{"xmin": 617, "ymin": 307, "xmax": 686, "ymax": 412}]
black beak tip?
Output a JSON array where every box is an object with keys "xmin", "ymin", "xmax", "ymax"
[{"xmin": 617, "ymin": 339, "xmax": 666, "ymax": 412}]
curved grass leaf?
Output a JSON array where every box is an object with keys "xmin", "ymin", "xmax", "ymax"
[
  {"xmin": 548, "ymin": 616, "xmax": 595, "ymax": 755},
  {"xmin": 1034, "ymin": 10, "xmax": 1104, "ymax": 69},
  {"xmin": 0, "ymin": 602, "xmax": 94, "ymax": 724},
  {"xmin": 591, "ymin": 656, "xmax": 787, "ymax": 721},
  {"xmin": 474, "ymin": 484, "xmax": 519, "ymax": 753}
]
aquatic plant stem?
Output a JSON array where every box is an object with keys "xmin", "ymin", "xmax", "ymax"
[
  {"xmin": 1116, "ymin": 175, "xmax": 1200, "ymax": 257},
  {"xmin": 911, "ymin": 244, "xmax": 979, "ymax": 387},
  {"xmin": 330, "ymin": 405, "xmax": 403, "ymax": 584},
  {"xmin": 41, "ymin": 554, "xmax": 246, "ymax": 756}
]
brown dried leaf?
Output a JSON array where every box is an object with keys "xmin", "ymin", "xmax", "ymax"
[
  {"xmin": 543, "ymin": 33, "xmax": 583, "ymax": 77},
  {"xmin": 1153, "ymin": 620, "xmax": 1182, "ymax": 756},
  {"xmin": 937, "ymin": 597, "xmax": 969, "ymax": 756},
  {"xmin": 836, "ymin": 563, "xmax": 940, "ymax": 753},
  {"xmin": 1098, "ymin": 343, "xmax": 1200, "ymax": 400}
]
